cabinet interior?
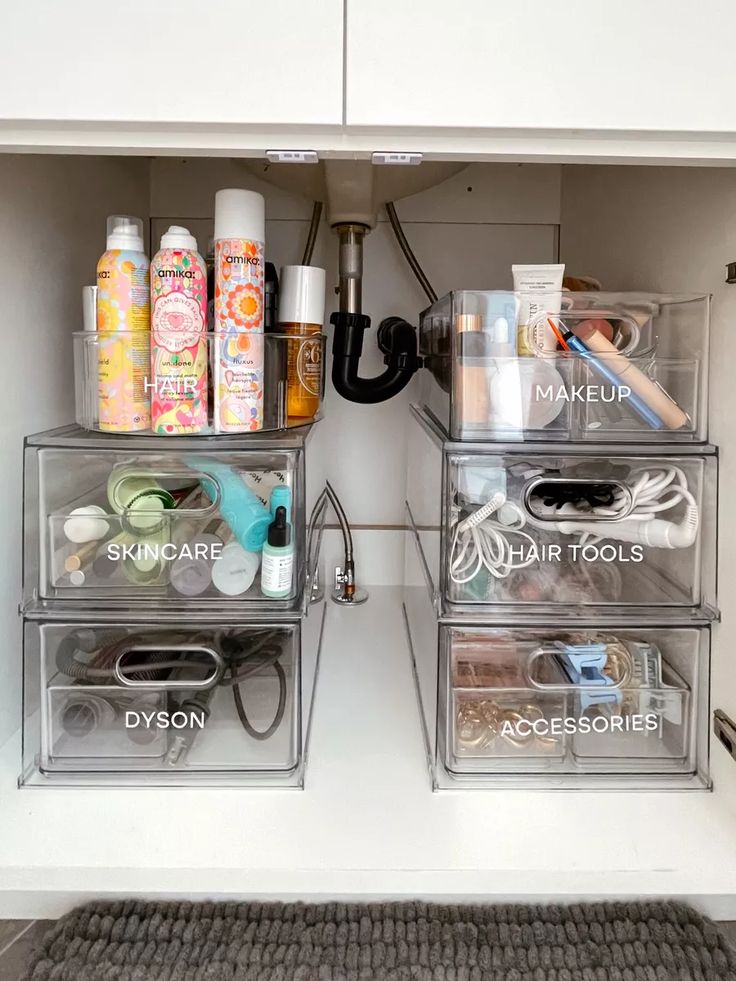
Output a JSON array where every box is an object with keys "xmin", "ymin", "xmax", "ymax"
[{"xmin": 2, "ymin": 153, "xmax": 735, "ymax": 808}]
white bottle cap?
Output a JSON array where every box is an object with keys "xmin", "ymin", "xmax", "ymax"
[
  {"xmin": 279, "ymin": 265, "xmax": 326, "ymax": 325},
  {"xmin": 160, "ymin": 225, "xmax": 198, "ymax": 251},
  {"xmin": 64, "ymin": 505, "xmax": 110, "ymax": 544},
  {"xmin": 214, "ymin": 189, "xmax": 265, "ymax": 242},
  {"xmin": 106, "ymin": 215, "xmax": 144, "ymax": 251},
  {"xmin": 211, "ymin": 541, "xmax": 261, "ymax": 596}
]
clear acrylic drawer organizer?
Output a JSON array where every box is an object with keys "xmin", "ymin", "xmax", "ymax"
[
  {"xmin": 21, "ymin": 605, "xmax": 325, "ymax": 787},
  {"xmin": 418, "ymin": 292, "xmax": 710, "ymax": 443}
]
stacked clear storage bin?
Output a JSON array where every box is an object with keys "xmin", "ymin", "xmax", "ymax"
[
  {"xmin": 405, "ymin": 291, "xmax": 717, "ymax": 789},
  {"xmin": 21, "ymin": 425, "xmax": 325, "ymax": 787}
]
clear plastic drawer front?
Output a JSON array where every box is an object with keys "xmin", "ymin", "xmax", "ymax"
[
  {"xmin": 418, "ymin": 292, "xmax": 709, "ymax": 443},
  {"xmin": 23, "ymin": 428, "xmax": 310, "ymax": 610},
  {"xmin": 22, "ymin": 609, "xmax": 325, "ymax": 787},
  {"xmin": 444, "ymin": 450, "xmax": 716, "ymax": 613},
  {"xmin": 444, "ymin": 628, "xmax": 697, "ymax": 780}
]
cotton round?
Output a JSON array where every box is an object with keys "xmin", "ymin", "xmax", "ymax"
[{"xmin": 490, "ymin": 358, "xmax": 566, "ymax": 430}]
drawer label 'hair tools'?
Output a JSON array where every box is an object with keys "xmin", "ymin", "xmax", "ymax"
[
  {"xmin": 507, "ymin": 543, "xmax": 645, "ymax": 563},
  {"xmin": 500, "ymin": 713, "xmax": 660, "ymax": 739}
]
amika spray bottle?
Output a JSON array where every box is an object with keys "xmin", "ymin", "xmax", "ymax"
[
  {"xmin": 150, "ymin": 225, "xmax": 208, "ymax": 434},
  {"xmin": 96, "ymin": 216, "xmax": 150, "ymax": 432},
  {"xmin": 213, "ymin": 189, "xmax": 265, "ymax": 433}
]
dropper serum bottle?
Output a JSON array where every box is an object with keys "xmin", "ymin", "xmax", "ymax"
[{"xmin": 260, "ymin": 505, "xmax": 294, "ymax": 598}]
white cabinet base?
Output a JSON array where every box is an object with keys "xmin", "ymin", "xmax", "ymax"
[{"xmin": 3, "ymin": 588, "xmax": 736, "ymax": 918}]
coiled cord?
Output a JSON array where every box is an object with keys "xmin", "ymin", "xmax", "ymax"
[
  {"xmin": 569, "ymin": 467, "xmax": 698, "ymax": 546},
  {"xmin": 449, "ymin": 495, "xmax": 538, "ymax": 584}
]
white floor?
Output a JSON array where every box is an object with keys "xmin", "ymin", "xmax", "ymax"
[{"xmin": 3, "ymin": 586, "xmax": 736, "ymax": 919}]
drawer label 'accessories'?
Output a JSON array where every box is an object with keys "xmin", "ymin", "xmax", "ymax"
[{"xmin": 499, "ymin": 712, "xmax": 660, "ymax": 739}]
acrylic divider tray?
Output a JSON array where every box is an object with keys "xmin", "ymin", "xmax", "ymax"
[
  {"xmin": 23, "ymin": 427, "xmax": 312, "ymax": 609},
  {"xmin": 74, "ymin": 330, "xmax": 326, "ymax": 435},
  {"xmin": 418, "ymin": 291, "xmax": 709, "ymax": 442},
  {"xmin": 21, "ymin": 604, "xmax": 326, "ymax": 787}
]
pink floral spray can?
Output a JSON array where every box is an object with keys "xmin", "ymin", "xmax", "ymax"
[
  {"xmin": 213, "ymin": 189, "xmax": 265, "ymax": 433},
  {"xmin": 150, "ymin": 226, "xmax": 208, "ymax": 434}
]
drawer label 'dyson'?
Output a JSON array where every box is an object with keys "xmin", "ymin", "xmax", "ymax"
[{"xmin": 125, "ymin": 710, "xmax": 207, "ymax": 730}]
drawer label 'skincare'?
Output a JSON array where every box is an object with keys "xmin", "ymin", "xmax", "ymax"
[
  {"xmin": 509, "ymin": 543, "xmax": 645, "ymax": 563},
  {"xmin": 108, "ymin": 542, "xmax": 223, "ymax": 562},
  {"xmin": 501, "ymin": 713, "xmax": 660, "ymax": 739}
]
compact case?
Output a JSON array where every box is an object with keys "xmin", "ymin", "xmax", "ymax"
[{"xmin": 418, "ymin": 291, "xmax": 710, "ymax": 443}]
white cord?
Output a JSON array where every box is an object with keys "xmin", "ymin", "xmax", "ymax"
[
  {"xmin": 450, "ymin": 494, "xmax": 538, "ymax": 584},
  {"xmin": 570, "ymin": 467, "xmax": 698, "ymax": 546}
]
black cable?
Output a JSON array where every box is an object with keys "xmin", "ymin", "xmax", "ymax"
[
  {"xmin": 56, "ymin": 629, "xmax": 290, "ymax": 744},
  {"xmin": 385, "ymin": 201, "xmax": 437, "ymax": 303},
  {"xmin": 302, "ymin": 201, "xmax": 323, "ymax": 266},
  {"xmin": 232, "ymin": 659, "xmax": 288, "ymax": 741}
]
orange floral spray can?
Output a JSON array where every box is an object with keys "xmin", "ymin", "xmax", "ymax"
[{"xmin": 213, "ymin": 189, "xmax": 265, "ymax": 433}]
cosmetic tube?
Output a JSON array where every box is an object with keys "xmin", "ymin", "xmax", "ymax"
[
  {"xmin": 455, "ymin": 313, "xmax": 490, "ymax": 427},
  {"xmin": 195, "ymin": 458, "xmax": 272, "ymax": 551},
  {"xmin": 513, "ymin": 264, "xmax": 565, "ymax": 355},
  {"xmin": 574, "ymin": 320, "xmax": 689, "ymax": 430},
  {"xmin": 169, "ymin": 519, "xmax": 227, "ymax": 597}
]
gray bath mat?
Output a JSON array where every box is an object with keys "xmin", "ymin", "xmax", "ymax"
[{"xmin": 22, "ymin": 899, "xmax": 736, "ymax": 980}]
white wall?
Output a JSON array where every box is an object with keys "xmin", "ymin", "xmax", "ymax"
[
  {"xmin": 0, "ymin": 155, "xmax": 150, "ymax": 747},
  {"xmin": 150, "ymin": 160, "xmax": 561, "ymax": 582},
  {"xmin": 561, "ymin": 164, "xmax": 736, "ymax": 812}
]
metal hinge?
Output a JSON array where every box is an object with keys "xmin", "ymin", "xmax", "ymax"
[{"xmin": 714, "ymin": 710, "xmax": 736, "ymax": 762}]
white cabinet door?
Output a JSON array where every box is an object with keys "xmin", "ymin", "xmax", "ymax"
[
  {"xmin": 346, "ymin": 0, "xmax": 736, "ymax": 133},
  {"xmin": 0, "ymin": 0, "xmax": 343, "ymax": 126}
]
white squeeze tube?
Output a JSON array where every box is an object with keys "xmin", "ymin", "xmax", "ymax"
[
  {"xmin": 512, "ymin": 263, "xmax": 565, "ymax": 356},
  {"xmin": 213, "ymin": 189, "xmax": 266, "ymax": 433}
]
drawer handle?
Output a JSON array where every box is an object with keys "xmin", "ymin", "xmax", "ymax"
[
  {"xmin": 526, "ymin": 642, "xmax": 632, "ymax": 692},
  {"xmin": 523, "ymin": 476, "xmax": 633, "ymax": 523},
  {"xmin": 113, "ymin": 643, "xmax": 224, "ymax": 690}
]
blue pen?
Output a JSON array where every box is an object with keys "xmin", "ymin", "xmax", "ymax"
[{"xmin": 549, "ymin": 319, "xmax": 665, "ymax": 431}]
